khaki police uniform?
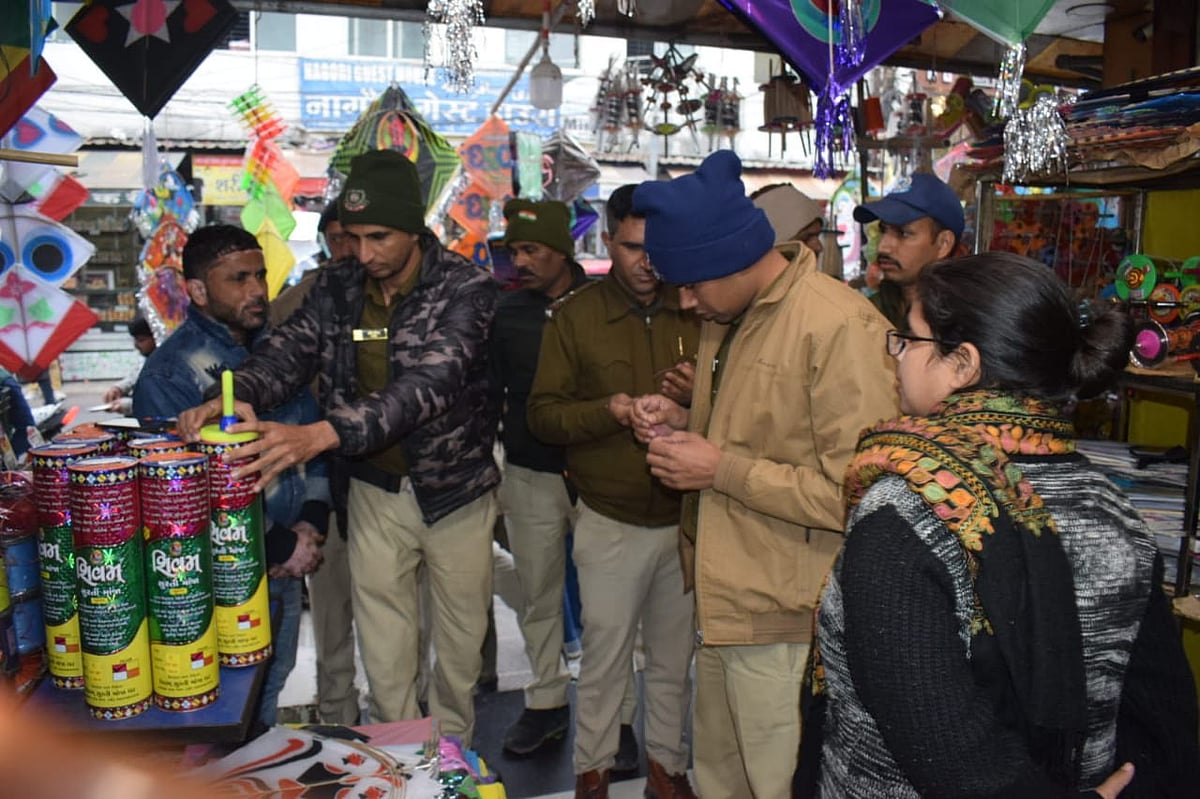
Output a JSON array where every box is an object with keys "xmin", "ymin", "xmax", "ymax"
[{"xmin": 527, "ymin": 276, "xmax": 699, "ymax": 776}]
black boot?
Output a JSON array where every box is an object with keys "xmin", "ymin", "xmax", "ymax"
[
  {"xmin": 503, "ymin": 705, "xmax": 570, "ymax": 756},
  {"xmin": 613, "ymin": 724, "xmax": 639, "ymax": 773}
]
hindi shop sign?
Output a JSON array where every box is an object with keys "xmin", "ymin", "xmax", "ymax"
[{"xmin": 299, "ymin": 58, "xmax": 562, "ymax": 136}]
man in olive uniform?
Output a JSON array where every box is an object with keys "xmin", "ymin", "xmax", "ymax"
[{"xmin": 527, "ymin": 184, "xmax": 699, "ymax": 799}]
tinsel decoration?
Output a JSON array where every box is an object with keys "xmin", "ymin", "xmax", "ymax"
[
  {"xmin": 1002, "ymin": 92, "xmax": 1068, "ymax": 184},
  {"xmin": 577, "ymin": 0, "xmax": 596, "ymax": 26},
  {"xmin": 424, "ymin": 0, "xmax": 485, "ymax": 94},
  {"xmin": 813, "ymin": 84, "xmax": 853, "ymax": 179},
  {"xmin": 811, "ymin": 0, "xmax": 861, "ymax": 179},
  {"xmin": 836, "ymin": 0, "xmax": 866, "ymax": 72},
  {"xmin": 993, "ymin": 42, "xmax": 1026, "ymax": 120}
]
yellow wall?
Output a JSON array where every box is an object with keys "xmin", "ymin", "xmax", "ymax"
[{"xmin": 1143, "ymin": 189, "xmax": 1200, "ymax": 259}]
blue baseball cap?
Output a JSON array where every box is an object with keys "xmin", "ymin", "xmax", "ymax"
[{"xmin": 853, "ymin": 173, "xmax": 964, "ymax": 239}]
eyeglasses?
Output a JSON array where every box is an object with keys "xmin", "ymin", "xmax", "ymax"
[{"xmin": 886, "ymin": 329, "xmax": 945, "ymax": 357}]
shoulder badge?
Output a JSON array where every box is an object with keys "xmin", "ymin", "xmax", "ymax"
[{"xmin": 545, "ymin": 279, "xmax": 599, "ymax": 319}]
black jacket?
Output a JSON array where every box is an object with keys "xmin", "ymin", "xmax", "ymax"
[{"xmin": 488, "ymin": 263, "xmax": 590, "ymax": 473}]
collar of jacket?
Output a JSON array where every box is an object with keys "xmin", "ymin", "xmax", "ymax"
[
  {"xmin": 752, "ymin": 244, "xmax": 816, "ymax": 312},
  {"xmin": 540, "ymin": 260, "xmax": 592, "ymax": 305},
  {"xmin": 333, "ymin": 229, "xmax": 475, "ymax": 296},
  {"xmin": 599, "ymin": 275, "xmax": 680, "ymax": 323},
  {"xmin": 186, "ymin": 303, "xmax": 269, "ymax": 352}
]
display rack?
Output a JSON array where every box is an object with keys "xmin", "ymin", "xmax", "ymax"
[{"xmin": 1117, "ymin": 370, "xmax": 1200, "ymax": 595}]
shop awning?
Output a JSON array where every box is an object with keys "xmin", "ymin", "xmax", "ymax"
[{"xmin": 72, "ymin": 150, "xmax": 185, "ymax": 189}]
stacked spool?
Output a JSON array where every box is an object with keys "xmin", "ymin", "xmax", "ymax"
[
  {"xmin": 126, "ymin": 437, "xmax": 188, "ymax": 461},
  {"xmin": 30, "ymin": 442, "xmax": 100, "ymax": 690},
  {"xmin": 195, "ymin": 426, "xmax": 272, "ymax": 667},
  {"xmin": 0, "ymin": 473, "xmax": 45, "ymax": 691},
  {"xmin": 68, "ymin": 456, "xmax": 152, "ymax": 720},
  {"xmin": 140, "ymin": 451, "xmax": 220, "ymax": 711},
  {"xmin": 21, "ymin": 420, "xmax": 273, "ymax": 717}
]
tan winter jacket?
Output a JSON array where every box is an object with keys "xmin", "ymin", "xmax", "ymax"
[{"xmin": 685, "ymin": 246, "xmax": 899, "ymax": 645}]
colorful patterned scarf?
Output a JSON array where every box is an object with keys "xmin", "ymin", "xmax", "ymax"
[
  {"xmin": 846, "ymin": 390, "xmax": 1074, "ymax": 583},
  {"xmin": 808, "ymin": 390, "xmax": 1087, "ymax": 785}
]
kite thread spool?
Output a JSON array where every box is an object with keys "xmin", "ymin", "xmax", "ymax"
[
  {"xmin": 140, "ymin": 452, "xmax": 220, "ymax": 711},
  {"xmin": 68, "ymin": 456, "xmax": 152, "ymax": 720},
  {"xmin": 194, "ymin": 427, "xmax": 272, "ymax": 667},
  {"xmin": 30, "ymin": 442, "xmax": 99, "ymax": 689}
]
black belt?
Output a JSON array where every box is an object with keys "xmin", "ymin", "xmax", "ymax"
[{"xmin": 348, "ymin": 461, "xmax": 406, "ymax": 494}]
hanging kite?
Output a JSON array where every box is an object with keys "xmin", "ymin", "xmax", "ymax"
[
  {"xmin": 0, "ymin": 206, "xmax": 98, "ymax": 380},
  {"xmin": 65, "ymin": 0, "xmax": 239, "ymax": 119},
  {"xmin": 718, "ymin": 0, "xmax": 941, "ymax": 176}
]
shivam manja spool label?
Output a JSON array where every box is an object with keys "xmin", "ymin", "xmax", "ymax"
[
  {"xmin": 145, "ymin": 535, "xmax": 220, "ymax": 710},
  {"xmin": 38, "ymin": 524, "xmax": 83, "ymax": 688},
  {"xmin": 195, "ymin": 431, "xmax": 272, "ymax": 667},
  {"xmin": 140, "ymin": 452, "xmax": 219, "ymax": 710},
  {"xmin": 76, "ymin": 538, "xmax": 152, "ymax": 719},
  {"xmin": 209, "ymin": 502, "xmax": 272, "ymax": 666}
]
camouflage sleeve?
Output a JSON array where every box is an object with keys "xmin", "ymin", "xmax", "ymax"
[
  {"xmin": 526, "ymin": 308, "xmax": 624, "ymax": 446},
  {"xmin": 322, "ymin": 264, "xmax": 498, "ymax": 457}
]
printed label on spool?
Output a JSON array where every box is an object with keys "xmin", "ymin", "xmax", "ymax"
[
  {"xmin": 128, "ymin": 438, "xmax": 188, "ymax": 461},
  {"xmin": 30, "ymin": 443, "xmax": 99, "ymax": 528},
  {"xmin": 38, "ymin": 524, "xmax": 83, "ymax": 688},
  {"xmin": 45, "ymin": 616, "xmax": 83, "ymax": 689},
  {"xmin": 68, "ymin": 457, "xmax": 140, "ymax": 546},
  {"xmin": 145, "ymin": 534, "xmax": 220, "ymax": 709},
  {"xmin": 210, "ymin": 503, "xmax": 272, "ymax": 665},
  {"xmin": 77, "ymin": 538, "xmax": 152, "ymax": 719}
]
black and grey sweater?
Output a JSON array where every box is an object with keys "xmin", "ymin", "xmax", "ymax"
[{"xmin": 804, "ymin": 453, "xmax": 1200, "ymax": 798}]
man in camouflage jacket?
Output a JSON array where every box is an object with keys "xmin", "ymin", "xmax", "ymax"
[{"xmin": 179, "ymin": 151, "xmax": 500, "ymax": 744}]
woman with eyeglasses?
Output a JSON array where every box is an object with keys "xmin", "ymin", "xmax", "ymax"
[{"xmin": 796, "ymin": 252, "xmax": 1200, "ymax": 798}]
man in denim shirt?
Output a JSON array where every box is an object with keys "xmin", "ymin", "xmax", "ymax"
[{"xmin": 133, "ymin": 224, "xmax": 330, "ymax": 729}]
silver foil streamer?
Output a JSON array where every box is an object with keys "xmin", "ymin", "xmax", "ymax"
[
  {"xmin": 424, "ymin": 0, "xmax": 485, "ymax": 94},
  {"xmin": 1002, "ymin": 93, "xmax": 1068, "ymax": 184},
  {"xmin": 993, "ymin": 42, "xmax": 1026, "ymax": 120}
]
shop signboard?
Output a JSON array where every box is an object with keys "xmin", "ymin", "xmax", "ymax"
[
  {"xmin": 193, "ymin": 155, "xmax": 248, "ymax": 207},
  {"xmin": 298, "ymin": 58, "xmax": 564, "ymax": 137}
]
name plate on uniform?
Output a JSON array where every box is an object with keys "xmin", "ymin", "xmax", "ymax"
[{"xmin": 352, "ymin": 328, "xmax": 389, "ymax": 342}]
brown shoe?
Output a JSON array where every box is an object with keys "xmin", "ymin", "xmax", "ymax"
[
  {"xmin": 575, "ymin": 768, "xmax": 610, "ymax": 799},
  {"xmin": 643, "ymin": 757, "xmax": 697, "ymax": 799}
]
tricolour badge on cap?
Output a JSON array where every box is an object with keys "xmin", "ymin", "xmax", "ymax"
[
  {"xmin": 518, "ymin": 210, "xmax": 538, "ymax": 222},
  {"xmin": 344, "ymin": 189, "xmax": 369, "ymax": 212}
]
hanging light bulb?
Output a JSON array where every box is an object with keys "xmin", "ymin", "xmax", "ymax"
[{"xmin": 530, "ymin": 0, "xmax": 563, "ymax": 110}]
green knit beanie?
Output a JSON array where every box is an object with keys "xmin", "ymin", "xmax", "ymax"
[
  {"xmin": 502, "ymin": 199, "xmax": 574, "ymax": 257},
  {"xmin": 339, "ymin": 150, "xmax": 425, "ymax": 233}
]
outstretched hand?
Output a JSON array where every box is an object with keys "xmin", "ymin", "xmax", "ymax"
[
  {"xmin": 176, "ymin": 397, "xmax": 260, "ymax": 440},
  {"xmin": 177, "ymin": 398, "xmax": 340, "ymax": 494},
  {"xmin": 216, "ymin": 419, "xmax": 340, "ymax": 494}
]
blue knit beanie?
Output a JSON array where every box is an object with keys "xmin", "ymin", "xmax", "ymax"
[{"xmin": 633, "ymin": 150, "xmax": 775, "ymax": 285}]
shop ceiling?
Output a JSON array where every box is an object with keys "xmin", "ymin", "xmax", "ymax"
[{"xmin": 233, "ymin": 0, "xmax": 1113, "ymax": 87}]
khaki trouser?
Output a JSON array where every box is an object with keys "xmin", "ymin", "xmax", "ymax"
[
  {"xmin": 347, "ymin": 478, "xmax": 496, "ymax": 744},
  {"xmin": 498, "ymin": 463, "xmax": 576, "ymax": 709},
  {"xmin": 572, "ymin": 503, "xmax": 694, "ymax": 774},
  {"xmin": 694, "ymin": 642, "xmax": 809, "ymax": 799},
  {"xmin": 307, "ymin": 512, "xmax": 361, "ymax": 724}
]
